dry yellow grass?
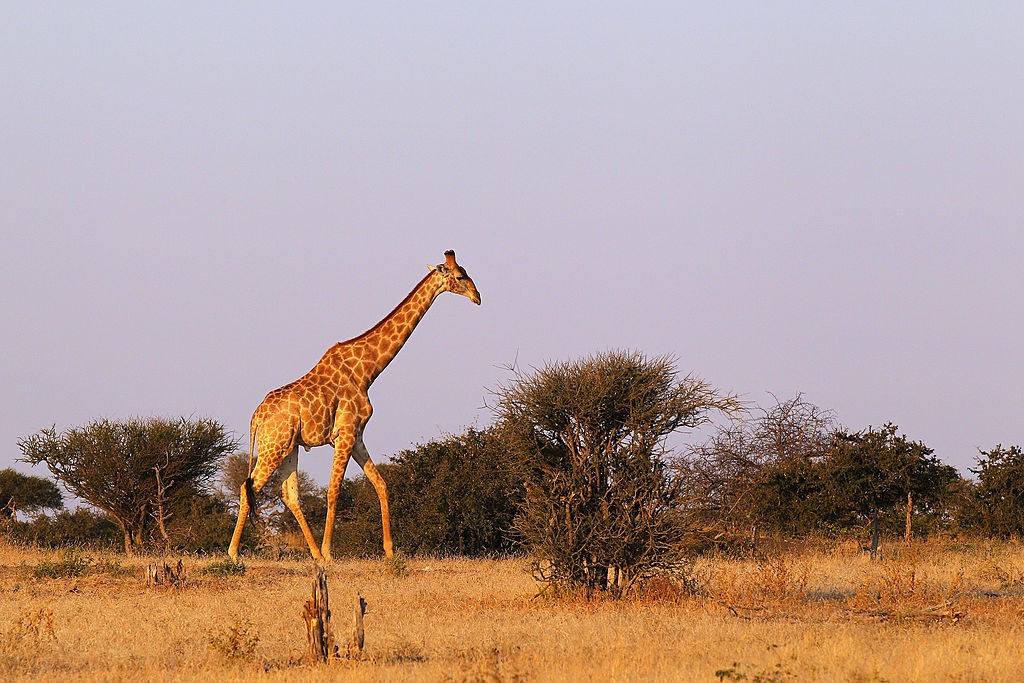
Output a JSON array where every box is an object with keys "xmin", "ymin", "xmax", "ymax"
[{"xmin": 2, "ymin": 538, "xmax": 1024, "ymax": 681}]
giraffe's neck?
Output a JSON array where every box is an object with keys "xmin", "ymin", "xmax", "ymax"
[{"xmin": 349, "ymin": 271, "xmax": 444, "ymax": 387}]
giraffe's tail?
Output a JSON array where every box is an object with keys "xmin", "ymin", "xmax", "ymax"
[
  {"xmin": 244, "ymin": 477, "xmax": 258, "ymax": 519},
  {"xmin": 245, "ymin": 417, "xmax": 259, "ymax": 519}
]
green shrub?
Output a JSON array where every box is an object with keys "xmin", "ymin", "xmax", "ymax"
[
  {"xmin": 4, "ymin": 508, "xmax": 120, "ymax": 550},
  {"xmin": 199, "ymin": 559, "xmax": 246, "ymax": 577},
  {"xmin": 30, "ymin": 548, "xmax": 92, "ymax": 579}
]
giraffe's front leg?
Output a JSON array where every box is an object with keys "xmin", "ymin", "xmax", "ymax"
[
  {"xmin": 321, "ymin": 431, "xmax": 354, "ymax": 562},
  {"xmin": 352, "ymin": 437, "xmax": 394, "ymax": 558}
]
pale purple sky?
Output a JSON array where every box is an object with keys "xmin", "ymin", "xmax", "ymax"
[{"xmin": 2, "ymin": 4, "xmax": 1021, "ymax": 489}]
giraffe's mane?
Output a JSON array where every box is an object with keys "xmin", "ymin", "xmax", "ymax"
[{"xmin": 339, "ymin": 270, "xmax": 436, "ymax": 346}]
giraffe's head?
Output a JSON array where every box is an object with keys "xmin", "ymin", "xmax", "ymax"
[{"xmin": 431, "ymin": 250, "xmax": 481, "ymax": 305}]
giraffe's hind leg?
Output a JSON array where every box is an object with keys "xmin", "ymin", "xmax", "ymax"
[
  {"xmin": 227, "ymin": 482, "xmax": 249, "ymax": 561},
  {"xmin": 228, "ymin": 434, "xmax": 323, "ymax": 562},
  {"xmin": 228, "ymin": 446, "xmax": 275, "ymax": 561},
  {"xmin": 279, "ymin": 448, "xmax": 326, "ymax": 563}
]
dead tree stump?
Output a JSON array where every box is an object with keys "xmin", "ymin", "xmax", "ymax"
[
  {"xmin": 146, "ymin": 559, "xmax": 186, "ymax": 589},
  {"xmin": 303, "ymin": 567, "xmax": 336, "ymax": 663},
  {"xmin": 347, "ymin": 594, "xmax": 367, "ymax": 659},
  {"xmin": 302, "ymin": 568, "xmax": 368, "ymax": 664}
]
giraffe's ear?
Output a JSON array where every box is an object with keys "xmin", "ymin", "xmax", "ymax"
[{"xmin": 427, "ymin": 264, "xmax": 438, "ymax": 272}]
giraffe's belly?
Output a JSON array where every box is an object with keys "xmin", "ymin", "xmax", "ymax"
[
  {"xmin": 294, "ymin": 389, "xmax": 337, "ymax": 448},
  {"xmin": 297, "ymin": 401, "xmax": 334, "ymax": 448}
]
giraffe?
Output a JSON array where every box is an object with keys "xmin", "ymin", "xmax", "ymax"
[{"xmin": 227, "ymin": 250, "xmax": 481, "ymax": 563}]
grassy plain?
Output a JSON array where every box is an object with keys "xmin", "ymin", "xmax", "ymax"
[{"xmin": 2, "ymin": 538, "xmax": 1024, "ymax": 682}]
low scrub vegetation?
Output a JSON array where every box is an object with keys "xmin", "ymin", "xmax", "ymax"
[{"xmin": 1, "ymin": 538, "xmax": 1023, "ymax": 680}]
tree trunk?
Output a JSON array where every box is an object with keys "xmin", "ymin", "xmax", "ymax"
[
  {"xmin": 119, "ymin": 519, "xmax": 140, "ymax": 555},
  {"xmin": 153, "ymin": 465, "xmax": 172, "ymax": 550},
  {"xmin": 123, "ymin": 530, "xmax": 133, "ymax": 555}
]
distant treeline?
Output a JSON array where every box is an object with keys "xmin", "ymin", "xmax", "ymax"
[{"xmin": 3, "ymin": 363, "xmax": 1022, "ymax": 559}]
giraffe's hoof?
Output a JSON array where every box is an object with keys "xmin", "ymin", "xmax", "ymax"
[{"xmin": 383, "ymin": 550, "xmax": 408, "ymax": 576}]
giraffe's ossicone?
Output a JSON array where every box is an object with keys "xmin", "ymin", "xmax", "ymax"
[{"xmin": 228, "ymin": 250, "xmax": 481, "ymax": 563}]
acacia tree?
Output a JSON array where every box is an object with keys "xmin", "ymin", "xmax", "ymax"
[
  {"xmin": 822, "ymin": 424, "xmax": 956, "ymax": 550},
  {"xmin": 494, "ymin": 350, "xmax": 738, "ymax": 597},
  {"xmin": 682, "ymin": 394, "xmax": 837, "ymax": 536},
  {"xmin": 18, "ymin": 417, "xmax": 236, "ymax": 554},
  {"xmin": 969, "ymin": 445, "xmax": 1024, "ymax": 537},
  {"xmin": 0, "ymin": 469, "xmax": 63, "ymax": 521}
]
